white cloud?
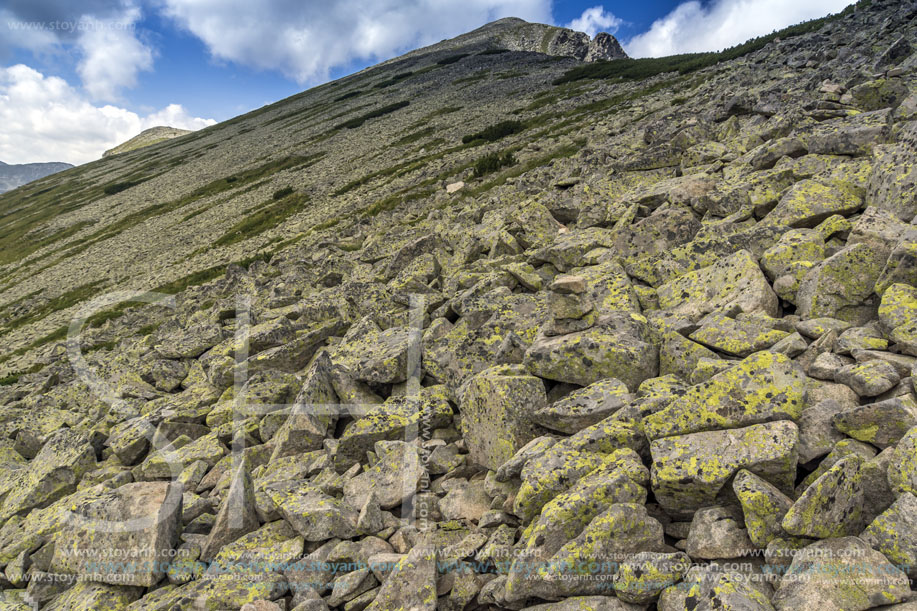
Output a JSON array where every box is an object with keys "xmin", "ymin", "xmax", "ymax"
[
  {"xmin": 159, "ymin": 0, "xmax": 553, "ymax": 84},
  {"xmin": 1, "ymin": 2, "xmax": 155, "ymax": 100},
  {"xmin": 0, "ymin": 64, "xmax": 214, "ymax": 165},
  {"xmin": 75, "ymin": 7, "xmax": 154, "ymax": 100},
  {"xmin": 566, "ymin": 6, "xmax": 623, "ymax": 38},
  {"xmin": 625, "ymin": 0, "xmax": 854, "ymax": 58}
]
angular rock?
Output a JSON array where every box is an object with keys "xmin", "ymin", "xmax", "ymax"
[
  {"xmin": 733, "ymin": 469, "xmax": 794, "ymax": 548},
  {"xmin": 266, "ymin": 481, "xmax": 357, "ymax": 541},
  {"xmin": 532, "ymin": 377, "xmax": 632, "ymax": 434},
  {"xmin": 155, "ymin": 323, "xmax": 224, "ymax": 359},
  {"xmin": 644, "ymin": 351, "xmax": 806, "ymax": 440},
  {"xmin": 832, "ymin": 395, "xmax": 917, "ymax": 449},
  {"xmin": 344, "ymin": 441, "xmax": 425, "ymax": 510},
  {"xmin": 0, "ymin": 430, "xmax": 96, "ymax": 522},
  {"xmin": 688, "ymin": 314, "xmax": 789, "ymax": 357},
  {"xmin": 650, "ymin": 421, "xmax": 799, "ymax": 517},
  {"xmin": 834, "ymin": 360, "xmax": 901, "ymax": 397},
  {"xmin": 334, "ymin": 386, "xmax": 452, "ymax": 472},
  {"xmin": 334, "ymin": 321, "xmax": 415, "ymax": 384},
  {"xmin": 50, "ymin": 482, "xmax": 182, "ymax": 586},
  {"xmin": 613, "ymin": 551, "xmax": 690, "ymax": 605},
  {"xmin": 364, "ymin": 545, "xmax": 437, "ymax": 611},
  {"xmin": 888, "ymin": 426, "xmax": 917, "ymax": 496},
  {"xmin": 514, "ymin": 419, "xmax": 644, "ymax": 521},
  {"xmin": 763, "ymin": 178, "xmax": 862, "ymax": 229},
  {"xmin": 659, "ymin": 564, "xmax": 774, "ymax": 611},
  {"xmin": 460, "ymin": 365, "xmax": 545, "ymax": 470},
  {"xmin": 524, "ymin": 312, "xmax": 658, "ymax": 391},
  {"xmin": 269, "ymin": 351, "xmax": 339, "ymax": 462},
  {"xmin": 656, "ymin": 250, "xmax": 779, "ymax": 319},
  {"xmin": 861, "ymin": 492, "xmax": 917, "ymax": 578},
  {"xmin": 797, "ymin": 243, "xmax": 886, "ymax": 325},
  {"xmin": 522, "ymin": 449, "xmax": 648, "ymax": 557},
  {"xmin": 879, "ymin": 283, "xmax": 917, "ymax": 331},
  {"xmin": 686, "ymin": 505, "xmax": 754, "ymax": 559},
  {"xmin": 43, "ymin": 581, "xmax": 143, "ymax": 610},
  {"xmin": 797, "ymin": 399, "xmax": 850, "ymax": 463},
  {"xmin": 508, "ymin": 503, "xmax": 665, "ymax": 601},
  {"xmin": 772, "ymin": 537, "xmax": 910, "ymax": 611},
  {"xmin": 200, "ymin": 456, "xmax": 260, "ymax": 561},
  {"xmin": 783, "ymin": 455, "xmax": 872, "ymax": 538}
]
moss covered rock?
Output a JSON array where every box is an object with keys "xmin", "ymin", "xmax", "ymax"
[
  {"xmin": 797, "ymin": 243, "xmax": 886, "ymax": 325},
  {"xmin": 656, "ymin": 249, "xmax": 779, "ymax": 319},
  {"xmin": 644, "ymin": 351, "xmax": 806, "ymax": 440},
  {"xmin": 460, "ymin": 365, "xmax": 546, "ymax": 470},
  {"xmin": 532, "ymin": 377, "xmax": 632, "ymax": 434},
  {"xmin": 733, "ymin": 469, "xmax": 794, "ymax": 548},
  {"xmin": 888, "ymin": 426, "xmax": 917, "ymax": 496},
  {"xmin": 650, "ymin": 421, "xmax": 798, "ymax": 518},
  {"xmin": 782, "ymin": 455, "xmax": 871, "ymax": 538},
  {"xmin": 524, "ymin": 312, "xmax": 658, "ymax": 391},
  {"xmin": 772, "ymin": 537, "xmax": 910, "ymax": 611}
]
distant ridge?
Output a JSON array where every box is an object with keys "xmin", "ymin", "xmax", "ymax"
[{"xmin": 0, "ymin": 161, "xmax": 73, "ymax": 194}]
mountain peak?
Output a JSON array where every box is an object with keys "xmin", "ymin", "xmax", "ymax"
[
  {"xmin": 385, "ymin": 17, "xmax": 628, "ymax": 66},
  {"xmin": 103, "ymin": 126, "xmax": 194, "ymax": 158}
]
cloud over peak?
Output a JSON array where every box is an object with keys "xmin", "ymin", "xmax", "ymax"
[
  {"xmin": 159, "ymin": 0, "xmax": 553, "ymax": 84},
  {"xmin": 566, "ymin": 6, "xmax": 623, "ymax": 39}
]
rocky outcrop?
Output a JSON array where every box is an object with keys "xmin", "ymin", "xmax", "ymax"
[{"xmin": 383, "ymin": 17, "xmax": 628, "ymax": 65}]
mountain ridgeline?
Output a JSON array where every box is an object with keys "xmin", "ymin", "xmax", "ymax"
[
  {"xmin": 0, "ymin": 161, "xmax": 73, "ymax": 194},
  {"xmin": 1, "ymin": 2, "xmax": 917, "ymax": 610}
]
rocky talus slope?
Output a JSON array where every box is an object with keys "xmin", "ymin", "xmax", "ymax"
[
  {"xmin": 103, "ymin": 127, "xmax": 194, "ymax": 158},
  {"xmin": 1, "ymin": 2, "xmax": 917, "ymax": 610}
]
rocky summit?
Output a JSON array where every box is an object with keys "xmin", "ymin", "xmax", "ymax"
[{"xmin": 1, "ymin": 2, "xmax": 917, "ymax": 610}]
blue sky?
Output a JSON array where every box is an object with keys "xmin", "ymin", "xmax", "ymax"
[{"xmin": 0, "ymin": 0, "xmax": 854, "ymax": 164}]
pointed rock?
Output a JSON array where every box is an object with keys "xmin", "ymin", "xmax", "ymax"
[{"xmin": 200, "ymin": 456, "xmax": 260, "ymax": 561}]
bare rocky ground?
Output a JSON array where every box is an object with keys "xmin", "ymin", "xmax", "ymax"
[{"xmin": 1, "ymin": 1, "xmax": 917, "ymax": 609}]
